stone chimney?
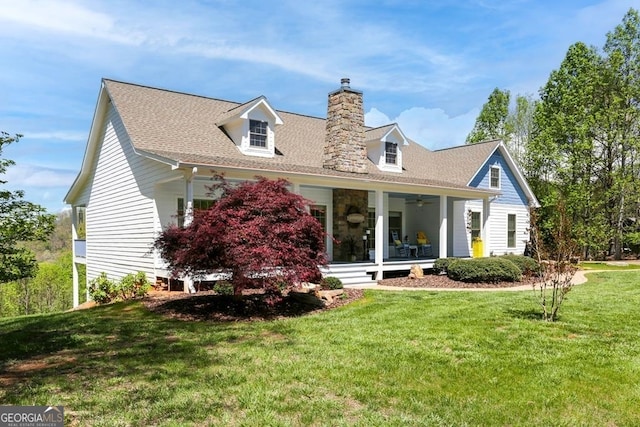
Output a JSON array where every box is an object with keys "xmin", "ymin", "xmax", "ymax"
[{"xmin": 323, "ymin": 78, "xmax": 368, "ymax": 174}]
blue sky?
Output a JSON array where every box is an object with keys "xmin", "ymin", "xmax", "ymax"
[{"xmin": 0, "ymin": 0, "xmax": 633, "ymax": 213}]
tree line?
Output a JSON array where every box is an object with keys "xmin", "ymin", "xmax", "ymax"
[
  {"xmin": 467, "ymin": 8, "xmax": 640, "ymax": 260},
  {"xmin": 0, "ymin": 132, "xmax": 81, "ymax": 317},
  {"xmin": 0, "ymin": 211, "xmax": 81, "ymax": 317}
]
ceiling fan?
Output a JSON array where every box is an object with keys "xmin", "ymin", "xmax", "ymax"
[{"xmin": 407, "ymin": 196, "xmax": 431, "ymax": 207}]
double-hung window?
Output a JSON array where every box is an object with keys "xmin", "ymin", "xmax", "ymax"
[
  {"xmin": 385, "ymin": 141, "xmax": 397, "ymax": 165},
  {"xmin": 490, "ymin": 166, "xmax": 500, "ymax": 188},
  {"xmin": 507, "ymin": 214, "xmax": 516, "ymax": 248},
  {"xmin": 249, "ymin": 119, "xmax": 267, "ymax": 148},
  {"xmin": 310, "ymin": 205, "xmax": 327, "ymax": 232}
]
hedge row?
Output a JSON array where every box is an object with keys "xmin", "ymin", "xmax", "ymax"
[{"xmin": 434, "ymin": 255, "xmax": 539, "ymax": 283}]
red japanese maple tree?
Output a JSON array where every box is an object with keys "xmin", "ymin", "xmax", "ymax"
[{"xmin": 154, "ymin": 176, "xmax": 328, "ymax": 301}]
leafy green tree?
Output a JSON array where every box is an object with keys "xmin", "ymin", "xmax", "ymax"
[
  {"xmin": 0, "ymin": 131, "xmax": 55, "ymax": 283},
  {"xmin": 530, "ymin": 42, "xmax": 607, "ymax": 258},
  {"xmin": 601, "ymin": 8, "xmax": 640, "ymax": 258},
  {"xmin": 0, "ymin": 251, "xmax": 75, "ymax": 316},
  {"xmin": 507, "ymin": 94, "xmax": 537, "ymax": 169},
  {"xmin": 466, "ymin": 88, "xmax": 513, "ymax": 144},
  {"xmin": 20, "ymin": 210, "xmax": 72, "ymax": 262}
]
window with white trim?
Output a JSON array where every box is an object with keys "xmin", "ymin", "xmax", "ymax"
[
  {"xmin": 507, "ymin": 214, "xmax": 516, "ymax": 248},
  {"xmin": 310, "ymin": 205, "xmax": 327, "ymax": 232},
  {"xmin": 490, "ymin": 166, "xmax": 500, "ymax": 188},
  {"xmin": 249, "ymin": 119, "xmax": 267, "ymax": 148},
  {"xmin": 385, "ymin": 141, "xmax": 397, "ymax": 165}
]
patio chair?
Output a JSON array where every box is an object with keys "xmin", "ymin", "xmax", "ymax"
[
  {"xmin": 416, "ymin": 231, "xmax": 433, "ymax": 257},
  {"xmin": 391, "ymin": 231, "xmax": 409, "ymax": 257}
]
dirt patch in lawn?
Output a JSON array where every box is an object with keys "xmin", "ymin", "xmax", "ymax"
[{"xmin": 142, "ymin": 288, "xmax": 364, "ymax": 322}]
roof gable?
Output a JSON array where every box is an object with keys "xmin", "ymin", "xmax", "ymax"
[
  {"xmin": 216, "ymin": 96, "xmax": 283, "ymax": 126},
  {"xmin": 466, "ymin": 141, "xmax": 539, "ymax": 206}
]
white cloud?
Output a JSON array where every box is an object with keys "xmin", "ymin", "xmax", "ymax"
[
  {"xmin": 4, "ymin": 163, "xmax": 77, "ymax": 188},
  {"xmin": 25, "ymin": 131, "xmax": 86, "ymax": 141},
  {"xmin": 366, "ymin": 106, "xmax": 479, "ymax": 150},
  {"xmin": 0, "ymin": 0, "xmax": 145, "ymax": 45}
]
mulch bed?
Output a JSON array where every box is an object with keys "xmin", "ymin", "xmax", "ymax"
[
  {"xmin": 378, "ymin": 273, "xmax": 530, "ymax": 289},
  {"xmin": 142, "ymin": 274, "xmax": 531, "ymax": 322},
  {"xmin": 142, "ymin": 288, "xmax": 364, "ymax": 322}
]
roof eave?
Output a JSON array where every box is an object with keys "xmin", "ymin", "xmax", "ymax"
[{"xmin": 64, "ymin": 81, "xmax": 110, "ymax": 204}]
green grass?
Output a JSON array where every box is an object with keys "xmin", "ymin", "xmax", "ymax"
[
  {"xmin": 1, "ymin": 272, "xmax": 639, "ymax": 426},
  {"xmin": 579, "ymin": 261, "xmax": 640, "ymax": 270}
]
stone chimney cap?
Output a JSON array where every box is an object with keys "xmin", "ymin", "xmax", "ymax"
[{"xmin": 329, "ymin": 77, "xmax": 362, "ymax": 95}]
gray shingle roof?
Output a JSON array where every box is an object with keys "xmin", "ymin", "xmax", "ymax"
[{"xmin": 103, "ymin": 79, "xmax": 499, "ymax": 192}]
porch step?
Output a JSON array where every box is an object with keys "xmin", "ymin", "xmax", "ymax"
[{"xmin": 321, "ymin": 263, "xmax": 376, "ymax": 286}]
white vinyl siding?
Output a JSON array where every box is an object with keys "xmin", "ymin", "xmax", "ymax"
[
  {"xmin": 84, "ymin": 105, "xmax": 175, "ymax": 283},
  {"xmin": 453, "ymin": 200, "xmax": 529, "ymax": 257}
]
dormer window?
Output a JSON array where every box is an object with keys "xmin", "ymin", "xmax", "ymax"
[
  {"xmin": 385, "ymin": 142, "xmax": 397, "ymax": 165},
  {"xmin": 249, "ymin": 120, "xmax": 268, "ymax": 148},
  {"xmin": 365, "ymin": 124, "xmax": 408, "ymax": 173},
  {"xmin": 215, "ymin": 96, "xmax": 283, "ymax": 158}
]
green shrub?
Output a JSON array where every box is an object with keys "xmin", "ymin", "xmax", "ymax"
[
  {"xmin": 321, "ymin": 276, "xmax": 343, "ymax": 290},
  {"xmin": 213, "ymin": 281, "xmax": 234, "ymax": 295},
  {"xmin": 433, "ymin": 258, "xmax": 459, "ymax": 274},
  {"xmin": 447, "ymin": 257, "xmax": 521, "ymax": 283},
  {"xmin": 119, "ymin": 271, "xmax": 151, "ymax": 300},
  {"xmin": 500, "ymin": 255, "xmax": 540, "ymax": 276},
  {"xmin": 88, "ymin": 273, "xmax": 118, "ymax": 304},
  {"xmin": 89, "ymin": 271, "xmax": 150, "ymax": 304}
]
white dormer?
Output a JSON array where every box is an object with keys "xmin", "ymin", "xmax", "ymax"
[
  {"xmin": 216, "ymin": 96, "xmax": 283, "ymax": 158},
  {"xmin": 365, "ymin": 124, "xmax": 409, "ymax": 173}
]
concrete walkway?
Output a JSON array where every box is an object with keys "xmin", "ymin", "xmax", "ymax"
[{"xmin": 351, "ymin": 268, "xmax": 605, "ymax": 292}]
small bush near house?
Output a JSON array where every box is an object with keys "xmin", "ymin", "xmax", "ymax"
[
  {"xmin": 447, "ymin": 257, "xmax": 521, "ymax": 283},
  {"xmin": 321, "ymin": 276, "xmax": 343, "ymax": 290},
  {"xmin": 89, "ymin": 272, "xmax": 151, "ymax": 304},
  {"xmin": 213, "ymin": 281, "xmax": 234, "ymax": 295},
  {"xmin": 433, "ymin": 258, "xmax": 459, "ymax": 274},
  {"xmin": 88, "ymin": 273, "xmax": 118, "ymax": 304},
  {"xmin": 500, "ymin": 254, "xmax": 541, "ymax": 276},
  {"xmin": 119, "ymin": 272, "xmax": 152, "ymax": 300}
]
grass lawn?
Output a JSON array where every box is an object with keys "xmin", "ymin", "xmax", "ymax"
[
  {"xmin": 579, "ymin": 261, "xmax": 640, "ymax": 270},
  {"xmin": 1, "ymin": 272, "xmax": 639, "ymax": 426}
]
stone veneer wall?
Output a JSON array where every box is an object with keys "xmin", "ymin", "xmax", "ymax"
[
  {"xmin": 332, "ymin": 189, "xmax": 369, "ymax": 261},
  {"xmin": 323, "ymin": 82, "xmax": 368, "ymax": 174}
]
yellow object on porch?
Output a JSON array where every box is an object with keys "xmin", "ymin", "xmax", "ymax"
[{"xmin": 472, "ymin": 238, "xmax": 483, "ymax": 258}]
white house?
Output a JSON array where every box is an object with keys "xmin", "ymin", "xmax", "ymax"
[{"xmin": 64, "ymin": 78, "xmax": 539, "ymax": 306}]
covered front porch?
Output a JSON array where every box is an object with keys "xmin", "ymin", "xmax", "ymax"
[
  {"xmin": 297, "ymin": 185, "xmax": 493, "ymax": 280},
  {"xmin": 156, "ymin": 174, "xmax": 496, "ymax": 291}
]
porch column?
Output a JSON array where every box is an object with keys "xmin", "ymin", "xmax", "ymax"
[
  {"xmin": 375, "ymin": 189, "xmax": 384, "ymax": 280},
  {"xmin": 482, "ymin": 197, "xmax": 491, "ymax": 257},
  {"xmin": 183, "ymin": 168, "xmax": 197, "ymax": 294},
  {"xmin": 71, "ymin": 206, "xmax": 79, "ymax": 308},
  {"xmin": 439, "ymin": 195, "xmax": 448, "ymax": 258}
]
